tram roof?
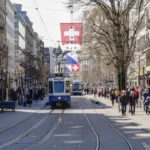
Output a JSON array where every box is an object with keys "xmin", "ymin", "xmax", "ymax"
[
  {"xmin": 72, "ymin": 80, "xmax": 83, "ymax": 83},
  {"xmin": 49, "ymin": 73, "xmax": 70, "ymax": 79}
]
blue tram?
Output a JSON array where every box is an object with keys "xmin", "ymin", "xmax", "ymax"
[
  {"xmin": 72, "ymin": 80, "xmax": 83, "ymax": 95},
  {"xmin": 48, "ymin": 73, "xmax": 71, "ymax": 108}
]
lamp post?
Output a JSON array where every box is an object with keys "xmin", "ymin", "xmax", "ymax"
[
  {"xmin": 143, "ymin": 67, "xmax": 145, "ymax": 88},
  {"xmin": 67, "ymin": 4, "xmax": 73, "ymax": 23},
  {"xmin": 1, "ymin": 69, "xmax": 3, "ymax": 101}
]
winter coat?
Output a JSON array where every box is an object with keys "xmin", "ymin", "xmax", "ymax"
[
  {"xmin": 129, "ymin": 95, "xmax": 136, "ymax": 105},
  {"xmin": 120, "ymin": 94, "xmax": 129, "ymax": 104}
]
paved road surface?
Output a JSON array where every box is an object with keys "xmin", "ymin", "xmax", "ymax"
[{"xmin": 0, "ymin": 96, "xmax": 150, "ymax": 150}]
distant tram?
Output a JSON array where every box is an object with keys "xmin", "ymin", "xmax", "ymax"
[
  {"xmin": 48, "ymin": 73, "xmax": 71, "ymax": 108},
  {"xmin": 72, "ymin": 80, "xmax": 83, "ymax": 95}
]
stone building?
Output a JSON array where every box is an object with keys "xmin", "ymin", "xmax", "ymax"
[
  {"xmin": 6, "ymin": 0, "xmax": 16, "ymax": 89},
  {"xmin": 128, "ymin": 1, "xmax": 150, "ymax": 87}
]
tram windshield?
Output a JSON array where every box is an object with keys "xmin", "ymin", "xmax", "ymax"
[
  {"xmin": 54, "ymin": 81, "xmax": 64, "ymax": 93},
  {"xmin": 72, "ymin": 84, "xmax": 82, "ymax": 90}
]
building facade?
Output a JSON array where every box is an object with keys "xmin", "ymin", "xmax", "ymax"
[
  {"xmin": 0, "ymin": 1, "xmax": 7, "ymax": 101},
  {"xmin": 6, "ymin": 0, "xmax": 16, "ymax": 89},
  {"xmin": 49, "ymin": 47, "xmax": 55, "ymax": 73},
  {"xmin": 14, "ymin": 11, "xmax": 26, "ymax": 88},
  {"xmin": 13, "ymin": 4, "xmax": 45, "ymax": 86},
  {"xmin": 128, "ymin": 1, "xmax": 150, "ymax": 87},
  {"xmin": 44, "ymin": 47, "xmax": 50, "ymax": 65}
]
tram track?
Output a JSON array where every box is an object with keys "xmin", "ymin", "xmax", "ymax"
[
  {"xmin": 77, "ymin": 100, "xmax": 101, "ymax": 150},
  {"xmin": 0, "ymin": 105, "xmax": 46, "ymax": 135},
  {"xmin": 22, "ymin": 109, "xmax": 65, "ymax": 150},
  {"xmin": 0, "ymin": 108, "xmax": 54, "ymax": 149},
  {"xmin": 83, "ymin": 98, "xmax": 133, "ymax": 150}
]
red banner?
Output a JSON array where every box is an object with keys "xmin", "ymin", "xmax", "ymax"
[
  {"xmin": 60, "ymin": 23, "xmax": 83, "ymax": 45},
  {"xmin": 71, "ymin": 64, "xmax": 80, "ymax": 72}
]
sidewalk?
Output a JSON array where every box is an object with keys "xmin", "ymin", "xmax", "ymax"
[
  {"xmin": 86, "ymin": 94, "xmax": 150, "ymax": 133},
  {"xmin": 0, "ymin": 96, "xmax": 48, "ymax": 132}
]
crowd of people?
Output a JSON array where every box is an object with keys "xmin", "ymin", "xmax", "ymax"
[
  {"xmin": 85, "ymin": 86, "xmax": 150, "ymax": 116},
  {"xmin": 9, "ymin": 86, "xmax": 47, "ymax": 106}
]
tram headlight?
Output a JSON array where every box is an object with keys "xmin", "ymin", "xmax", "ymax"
[{"xmin": 58, "ymin": 97, "xmax": 61, "ymax": 99}]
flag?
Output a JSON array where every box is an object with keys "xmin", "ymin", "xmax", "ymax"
[
  {"xmin": 71, "ymin": 64, "xmax": 80, "ymax": 72},
  {"xmin": 60, "ymin": 23, "xmax": 83, "ymax": 45},
  {"xmin": 65, "ymin": 64, "xmax": 80, "ymax": 73},
  {"xmin": 65, "ymin": 64, "xmax": 72, "ymax": 73},
  {"xmin": 66, "ymin": 53, "xmax": 78, "ymax": 64}
]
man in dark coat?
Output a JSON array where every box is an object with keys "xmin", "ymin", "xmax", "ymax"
[
  {"xmin": 120, "ymin": 90, "xmax": 129, "ymax": 116},
  {"xmin": 129, "ymin": 91, "xmax": 136, "ymax": 115},
  {"xmin": 11, "ymin": 89, "xmax": 17, "ymax": 101}
]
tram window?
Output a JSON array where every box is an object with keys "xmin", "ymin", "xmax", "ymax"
[
  {"xmin": 49, "ymin": 81, "xmax": 53, "ymax": 93},
  {"xmin": 73, "ymin": 84, "xmax": 82, "ymax": 90},
  {"xmin": 66, "ymin": 81, "xmax": 70, "ymax": 93},
  {"xmin": 54, "ymin": 81, "xmax": 64, "ymax": 93},
  {"xmin": 66, "ymin": 81, "xmax": 70, "ymax": 85}
]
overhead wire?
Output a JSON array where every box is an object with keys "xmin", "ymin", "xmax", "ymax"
[
  {"xmin": 33, "ymin": 0, "xmax": 58, "ymax": 48},
  {"xmin": 22, "ymin": 6, "xmax": 69, "ymax": 12}
]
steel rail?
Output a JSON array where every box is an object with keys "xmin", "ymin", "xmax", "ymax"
[
  {"xmin": 77, "ymin": 100, "xmax": 101, "ymax": 150},
  {"xmin": 0, "ymin": 109, "xmax": 54, "ymax": 149},
  {"xmin": 84, "ymin": 99, "xmax": 133, "ymax": 150},
  {"xmin": 23, "ymin": 109, "xmax": 65, "ymax": 150},
  {"xmin": 0, "ymin": 104, "xmax": 46, "ymax": 134}
]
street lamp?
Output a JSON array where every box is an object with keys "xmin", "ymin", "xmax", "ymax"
[{"xmin": 143, "ymin": 67, "xmax": 146, "ymax": 87}]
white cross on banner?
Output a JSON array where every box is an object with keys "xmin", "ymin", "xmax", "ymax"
[
  {"xmin": 64, "ymin": 26, "xmax": 80, "ymax": 41},
  {"xmin": 60, "ymin": 23, "xmax": 83, "ymax": 45},
  {"xmin": 71, "ymin": 64, "xmax": 80, "ymax": 72}
]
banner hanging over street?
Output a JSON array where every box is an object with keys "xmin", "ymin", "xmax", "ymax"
[
  {"xmin": 65, "ymin": 64, "xmax": 80, "ymax": 73},
  {"xmin": 66, "ymin": 53, "xmax": 78, "ymax": 64},
  {"xmin": 60, "ymin": 23, "xmax": 83, "ymax": 46}
]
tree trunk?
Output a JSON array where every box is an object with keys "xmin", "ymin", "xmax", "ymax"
[{"xmin": 117, "ymin": 70, "xmax": 127, "ymax": 91}]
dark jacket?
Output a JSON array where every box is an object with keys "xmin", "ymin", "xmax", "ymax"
[
  {"xmin": 12, "ymin": 91, "xmax": 17, "ymax": 101},
  {"xmin": 111, "ymin": 93, "xmax": 116, "ymax": 100},
  {"xmin": 129, "ymin": 95, "xmax": 136, "ymax": 105},
  {"xmin": 120, "ymin": 94, "xmax": 129, "ymax": 104}
]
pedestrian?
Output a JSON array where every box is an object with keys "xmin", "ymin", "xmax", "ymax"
[
  {"xmin": 110, "ymin": 90, "xmax": 115, "ymax": 106},
  {"xmin": 144, "ymin": 97, "xmax": 150, "ymax": 114},
  {"xmin": 94, "ymin": 88, "xmax": 97, "ymax": 97},
  {"xmin": 84, "ymin": 88, "xmax": 87, "ymax": 94},
  {"xmin": 120, "ymin": 90, "xmax": 129, "ymax": 116},
  {"xmin": 26, "ymin": 91, "xmax": 32, "ymax": 106},
  {"xmin": 115, "ymin": 89, "xmax": 119, "ymax": 103},
  {"xmin": 87, "ymin": 88, "xmax": 89, "ymax": 94},
  {"xmin": 129, "ymin": 91, "xmax": 136, "ymax": 115},
  {"xmin": 142, "ymin": 89, "xmax": 149, "ymax": 111},
  {"xmin": 134, "ymin": 89, "xmax": 139, "ymax": 107},
  {"xmin": 11, "ymin": 89, "xmax": 18, "ymax": 101},
  {"xmin": 36, "ymin": 88, "xmax": 39, "ymax": 101}
]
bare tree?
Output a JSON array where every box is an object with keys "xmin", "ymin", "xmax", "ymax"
[{"xmin": 70, "ymin": 0, "xmax": 144, "ymax": 90}]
